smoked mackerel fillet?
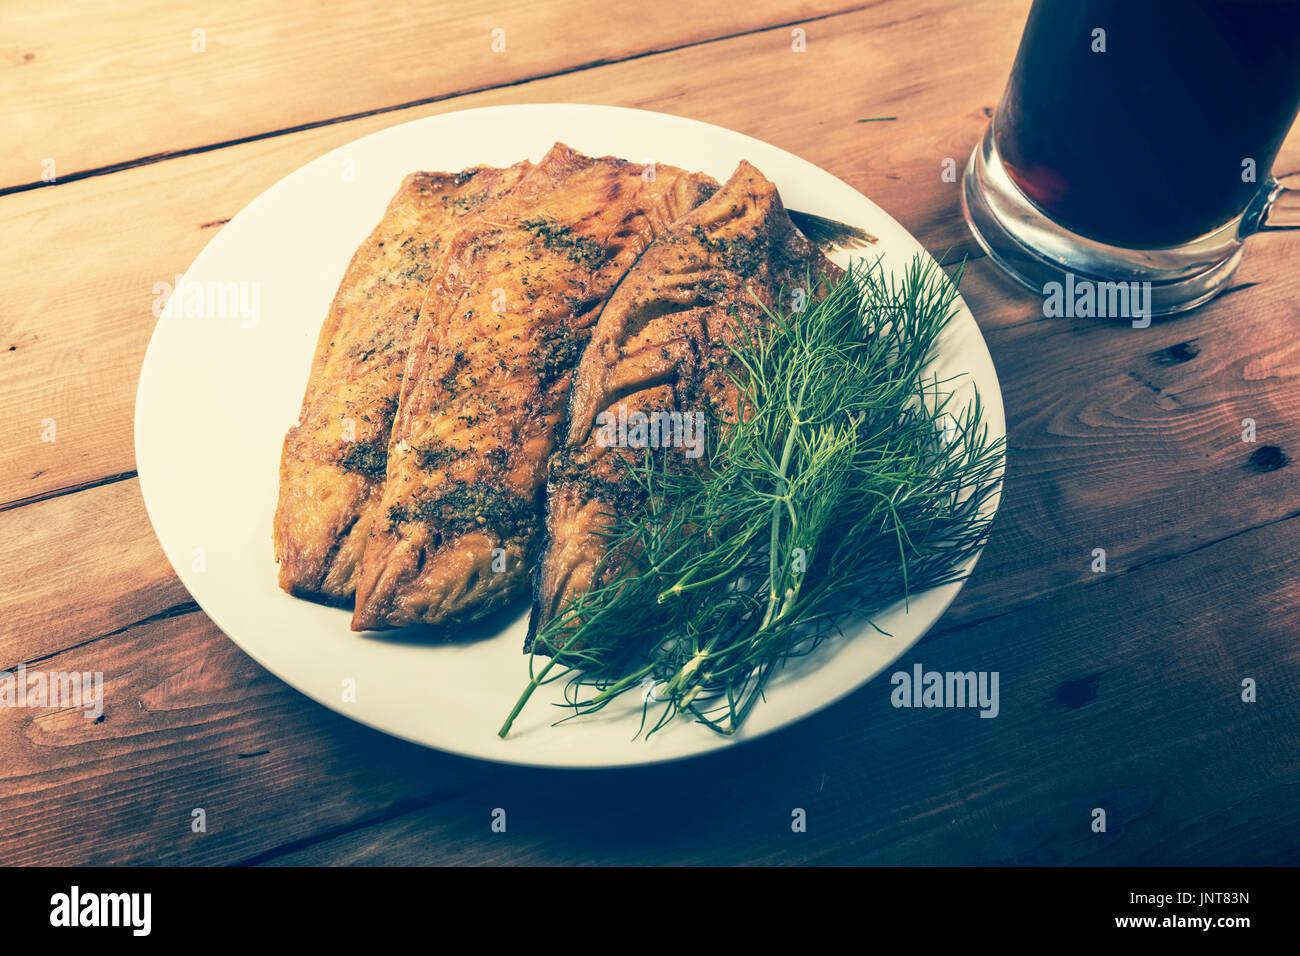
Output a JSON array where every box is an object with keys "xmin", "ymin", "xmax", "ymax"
[
  {"xmin": 351, "ymin": 143, "xmax": 718, "ymax": 630},
  {"xmin": 274, "ymin": 162, "xmax": 532, "ymax": 604}
]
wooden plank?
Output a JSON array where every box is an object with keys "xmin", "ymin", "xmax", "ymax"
[
  {"xmin": 0, "ymin": 478, "xmax": 190, "ymax": 666},
  {"xmin": 0, "ymin": 0, "xmax": 1030, "ymax": 508},
  {"xmin": 0, "ymin": 610, "xmax": 505, "ymax": 866},
  {"xmin": 1, "ymin": 464, "xmax": 1295, "ymax": 864},
  {"xmin": 0, "ymin": 0, "xmax": 868, "ymax": 192},
  {"xmin": 257, "ymin": 510, "xmax": 1300, "ymax": 865},
  {"xmin": 935, "ymin": 246, "xmax": 1300, "ymax": 630}
]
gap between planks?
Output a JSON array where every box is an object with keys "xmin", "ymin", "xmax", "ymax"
[{"xmin": 0, "ymin": 2, "xmax": 874, "ymax": 199}]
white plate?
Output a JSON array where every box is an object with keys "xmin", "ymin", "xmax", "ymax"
[{"xmin": 135, "ymin": 104, "xmax": 1005, "ymax": 768}]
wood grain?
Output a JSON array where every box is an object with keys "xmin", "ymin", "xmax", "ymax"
[
  {"xmin": 0, "ymin": 478, "xmax": 190, "ymax": 667},
  {"xmin": 937, "ymin": 246, "xmax": 1300, "ymax": 631},
  {"xmin": 0, "ymin": 610, "xmax": 508, "ymax": 865},
  {"xmin": 0, "ymin": 0, "xmax": 865, "ymax": 192}
]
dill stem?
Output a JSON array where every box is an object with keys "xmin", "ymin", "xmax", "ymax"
[
  {"xmin": 506, "ymin": 576, "xmax": 648, "ymax": 729},
  {"xmin": 760, "ymin": 380, "xmax": 807, "ymax": 632},
  {"xmin": 657, "ymin": 564, "xmax": 699, "ymax": 602},
  {"xmin": 656, "ymin": 550, "xmax": 749, "ymax": 603},
  {"xmin": 587, "ymin": 664, "xmax": 657, "ymax": 706},
  {"xmin": 498, "ymin": 654, "xmax": 561, "ymax": 738},
  {"xmin": 665, "ymin": 629, "xmax": 726, "ymax": 702}
]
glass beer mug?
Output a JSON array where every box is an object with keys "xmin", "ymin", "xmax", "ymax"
[{"xmin": 963, "ymin": 0, "xmax": 1300, "ymax": 316}]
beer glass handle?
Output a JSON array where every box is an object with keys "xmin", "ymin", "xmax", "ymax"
[{"xmin": 1247, "ymin": 178, "xmax": 1300, "ymax": 233}]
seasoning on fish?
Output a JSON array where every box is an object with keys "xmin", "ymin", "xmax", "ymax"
[
  {"xmin": 351, "ymin": 143, "xmax": 718, "ymax": 630},
  {"xmin": 274, "ymin": 162, "xmax": 532, "ymax": 604}
]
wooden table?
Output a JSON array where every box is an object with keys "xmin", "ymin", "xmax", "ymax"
[{"xmin": 3, "ymin": 0, "xmax": 1298, "ymax": 866}]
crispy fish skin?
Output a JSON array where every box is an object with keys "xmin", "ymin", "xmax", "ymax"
[
  {"xmin": 274, "ymin": 163, "xmax": 531, "ymax": 604},
  {"xmin": 529, "ymin": 160, "xmax": 841, "ymax": 651},
  {"xmin": 351, "ymin": 143, "xmax": 719, "ymax": 631}
]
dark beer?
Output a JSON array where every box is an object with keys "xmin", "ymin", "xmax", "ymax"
[{"xmin": 995, "ymin": 0, "xmax": 1300, "ymax": 249}]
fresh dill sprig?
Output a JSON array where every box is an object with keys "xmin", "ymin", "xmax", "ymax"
[{"xmin": 499, "ymin": 254, "xmax": 1005, "ymax": 739}]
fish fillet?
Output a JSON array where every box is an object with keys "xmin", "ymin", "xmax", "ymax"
[
  {"xmin": 351, "ymin": 143, "xmax": 718, "ymax": 630},
  {"xmin": 529, "ymin": 160, "xmax": 841, "ymax": 650},
  {"xmin": 274, "ymin": 162, "xmax": 531, "ymax": 604}
]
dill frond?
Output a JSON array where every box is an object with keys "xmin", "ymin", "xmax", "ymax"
[{"xmin": 500, "ymin": 254, "xmax": 1005, "ymax": 739}]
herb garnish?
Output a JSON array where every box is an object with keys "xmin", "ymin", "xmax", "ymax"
[
  {"xmin": 337, "ymin": 439, "xmax": 388, "ymax": 480},
  {"xmin": 520, "ymin": 216, "xmax": 607, "ymax": 268},
  {"xmin": 500, "ymin": 255, "xmax": 1004, "ymax": 738},
  {"xmin": 388, "ymin": 481, "xmax": 536, "ymax": 538}
]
